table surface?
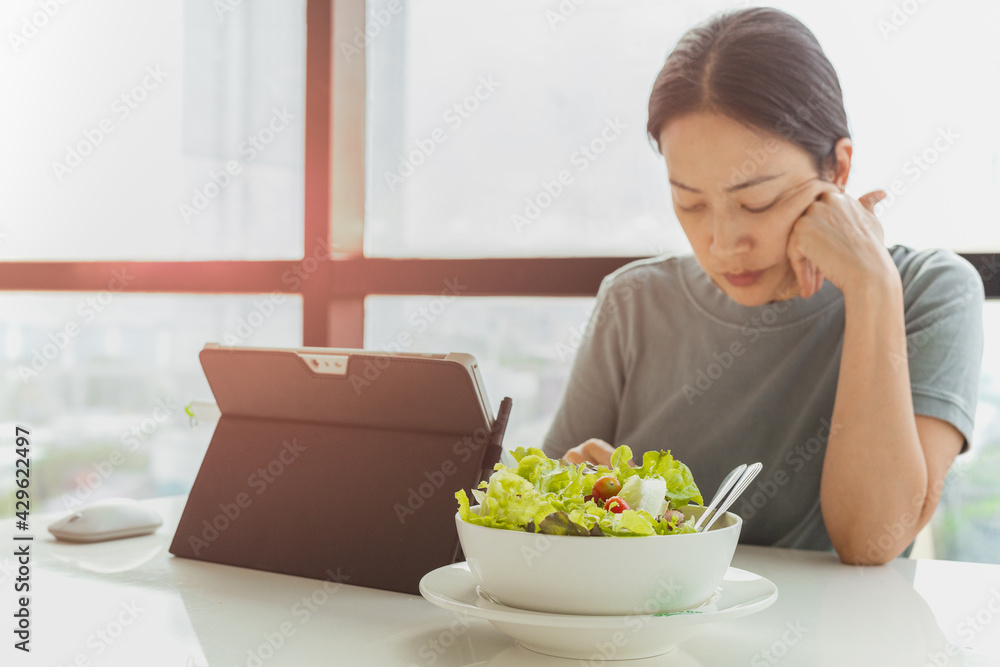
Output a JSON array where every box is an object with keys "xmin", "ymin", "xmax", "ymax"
[{"xmin": 2, "ymin": 496, "xmax": 1000, "ymax": 667}]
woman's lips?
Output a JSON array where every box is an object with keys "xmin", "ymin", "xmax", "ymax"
[{"xmin": 722, "ymin": 269, "xmax": 766, "ymax": 287}]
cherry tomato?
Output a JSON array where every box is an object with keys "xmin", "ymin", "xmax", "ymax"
[
  {"xmin": 604, "ymin": 496, "xmax": 629, "ymax": 513},
  {"xmin": 591, "ymin": 476, "xmax": 622, "ymax": 502}
]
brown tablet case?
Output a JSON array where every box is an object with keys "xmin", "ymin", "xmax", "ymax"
[{"xmin": 169, "ymin": 344, "xmax": 511, "ymax": 595}]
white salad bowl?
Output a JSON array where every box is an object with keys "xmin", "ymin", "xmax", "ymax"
[{"xmin": 455, "ymin": 504, "xmax": 741, "ymax": 616}]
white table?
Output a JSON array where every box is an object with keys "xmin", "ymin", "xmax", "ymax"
[{"xmin": 2, "ymin": 496, "xmax": 999, "ymax": 666}]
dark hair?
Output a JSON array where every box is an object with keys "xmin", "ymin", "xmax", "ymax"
[{"xmin": 646, "ymin": 7, "xmax": 849, "ymax": 178}]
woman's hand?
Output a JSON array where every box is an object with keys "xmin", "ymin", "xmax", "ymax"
[
  {"xmin": 563, "ymin": 438, "xmax": 616, "ymax": 466},
  {"xmin": 785, "ymin": 186, "xmax": 895, "ymax": 299}
]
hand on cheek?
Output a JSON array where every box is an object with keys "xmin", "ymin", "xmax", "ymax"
[
  {"xmin": 785, "ymin": 182, "xmax": 839, "ymax": 299},
  {"xmin": 785, "ymin": 185, "xmax": 887, "ymax": 299}
]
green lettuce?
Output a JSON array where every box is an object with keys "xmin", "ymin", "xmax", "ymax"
[
  {"xmin": 455, "ymin": 445, "xmax": 701, "ymax": 537},
  {"xmin": 638, "ymin": 449, "xmax": 704, "ymax": 507}
]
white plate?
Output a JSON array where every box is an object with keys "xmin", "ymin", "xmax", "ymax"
[{"xmin": 419, "ymin": 563, "xmax": 777, "ymax": 661}]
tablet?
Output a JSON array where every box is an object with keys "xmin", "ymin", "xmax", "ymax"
[{"xmin": 169, "ymin": 344, "xmax": 511, "ymax": 595}]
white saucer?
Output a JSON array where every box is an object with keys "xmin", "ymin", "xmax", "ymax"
[{"xmin": 419, "ymin": 563, "xmax": 778, "ymax": 661}]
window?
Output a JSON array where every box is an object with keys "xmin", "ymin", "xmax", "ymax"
[
  {"xmin": 1, "ymin": 0, "xmax": 307, "ymax": 516},
  {"xmin": 932, "ymin": 301, "xmax": 1000, "ymax": 562},
  {"xmin": 0, "ymin": 0, "xmax": 306, "ymax": 260},
  {"xmin": 364, "ymin": 0, "xmax": 1000, "ymax": 257},
  {"xmin": 3, "ymin": 0, "xmax": 998, "ymax": 565},
  {"xmin": 364, "ymin": 296, "xmax": 596, "ymax": 446},
  {"xmin": 0, "ymin": 294, "xmax": 301, "ymax": 516}
]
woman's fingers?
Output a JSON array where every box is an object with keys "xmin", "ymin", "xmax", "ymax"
[
  {"xmin": 851, "ymin": 191, "xmax": 888, "ymax": 245},
  {"xmin": 796, "ymin": 257, "xmax": 825, "ymax": 299},
  {"xmin": 786, "ymin": 188, "xmax": 887, "ymax": 297},
  {"xmin": 813, "ymin": 263, "xmax": 825, "ymax": 296},
  {"xmin": 564, "ymin": 438, "xmax": 616, "ymax": 466},
  {"xmin": 785, "ymin": 184, "xmax": 837, "ymax": 300},
  {"xmin": 786, "ymin": 226, "xmax": 811, "ymax": 299},
  {"xmin": 788, "ymin": 257, "xmax": 807, "ymax": 299},
  {"xmin": 857, "ymin": 190, "xmax": 887, "ymax": 214},
  {"xmin": 804, "ymin": 259, "xmax": 819, "ymax": 299}
]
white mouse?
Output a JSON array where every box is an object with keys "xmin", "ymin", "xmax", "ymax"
[{"xmin": 48, "ymin": 498, "xmax": 163, "ymax": 543}]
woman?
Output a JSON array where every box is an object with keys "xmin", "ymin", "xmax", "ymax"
[{"xmin": 541, "ymin": 7, "xmax": 984, "ymax": 564}]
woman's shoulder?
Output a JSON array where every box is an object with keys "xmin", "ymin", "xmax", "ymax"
[
  {"xmin": 889, "ymin": 245, "xmax": 984, "ymax": 310},
  {"xmin": 598, "ymin": 253, "xmax": 695, "ymax": 301}
]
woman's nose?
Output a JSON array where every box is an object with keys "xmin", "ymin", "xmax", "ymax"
[{"xmin": 709, "ymin": 217, "xmax": 754, "ymax": 257}]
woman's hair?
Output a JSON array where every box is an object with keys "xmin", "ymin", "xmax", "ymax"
[{"xmin": 646, "ymin": 7, "xmax": 849, "ymax": 178}]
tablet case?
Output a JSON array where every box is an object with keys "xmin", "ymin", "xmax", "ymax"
[{"xmin": 169, "ymin": 345, "xmax": 511, "ymax": 595}]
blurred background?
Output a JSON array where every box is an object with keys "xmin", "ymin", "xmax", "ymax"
[{"xmin": 0, "ymin": 0, "xmax": 997, "ymax": 563}]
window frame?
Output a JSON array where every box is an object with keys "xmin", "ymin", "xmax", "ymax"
[{"xmin": 0, "ymin": 0, "xmax": 996, "ymax": 351}]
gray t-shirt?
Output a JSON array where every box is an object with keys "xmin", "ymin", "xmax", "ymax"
[{"xmin": 542, "ymin": 245, "xmax": 984, "ymax": 551}]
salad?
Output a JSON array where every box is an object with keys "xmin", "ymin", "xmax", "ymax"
[{"xmin": 456, "ymin": 445, "xmax": 703, "ymax": 537}]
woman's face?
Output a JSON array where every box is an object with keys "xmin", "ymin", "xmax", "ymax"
[{"xmin": 659, "ymin": 111, "xmax": 833, "ymax": 306}]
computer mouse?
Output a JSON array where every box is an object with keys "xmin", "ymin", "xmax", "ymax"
[{"xmin": 48, "ymin": 498, "xmax": 163, "ymax": 543}]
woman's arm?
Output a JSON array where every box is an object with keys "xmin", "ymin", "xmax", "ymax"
[
  {"xmin": 788, "ymin": 186, "xmax": 974, "ymax": 564},
  {"xmin": 819, "ymin": 270, "xmax": 962, "ymax": 564},
  {"xmin": 541, "ymin": 275, "xmax": 628, "ymax": 460}
]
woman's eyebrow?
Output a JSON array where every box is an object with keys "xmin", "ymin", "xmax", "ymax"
[{"xmin": 669, "ymin": 173, "xmax": 786, "ymax": 194}]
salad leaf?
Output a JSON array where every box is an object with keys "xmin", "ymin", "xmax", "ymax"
[
  {"xmin": 538, "ymin": 511, "xmax": 592, "ymax": 536},
  {"xmin": 600, "ymin": 509, "xmax": 656, "ymax": 536},
  {"xmin": 456, "ymin": 445, "xmax": 701, "ymax": 536},
  {"xmin": 610, "ymin": 445, "xmax": 638, "ymax": 484},
  {"xmin": 638, "ymin": 450, "xmax": 704, "ymax": 507},
  {"xmin": 617, "ymin": 476, "xmax": 668, "ymax": 517}
]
